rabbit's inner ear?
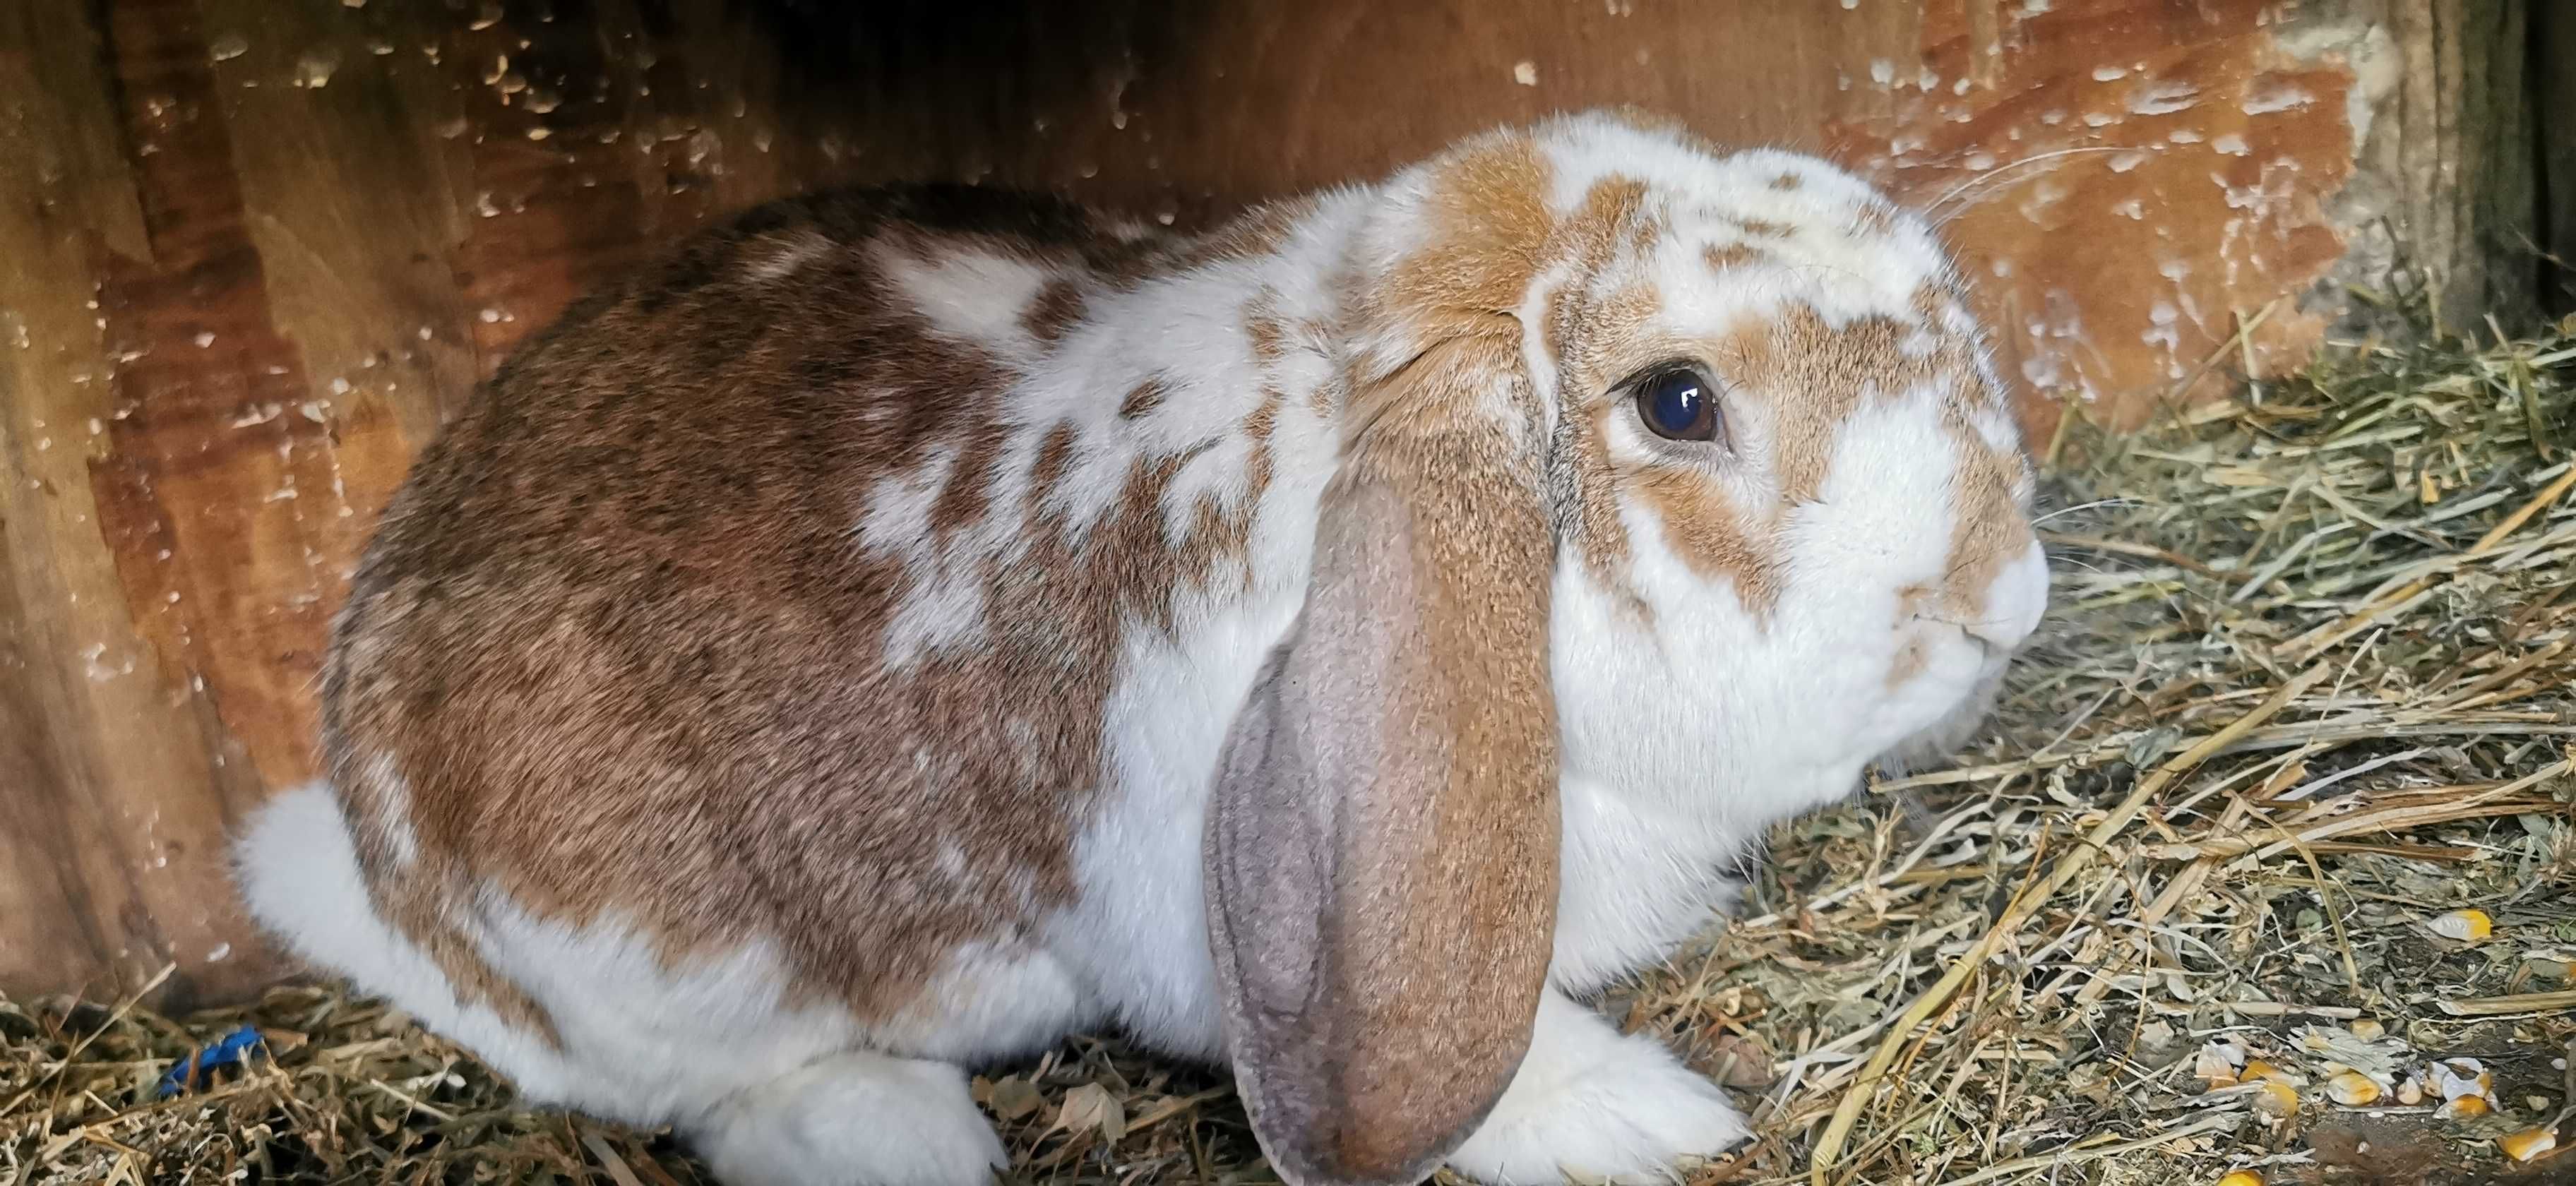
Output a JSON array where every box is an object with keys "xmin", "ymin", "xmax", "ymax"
[{"xmin": 1203, "ymin": 374, "xmax": 1561, "ymax": 1186}]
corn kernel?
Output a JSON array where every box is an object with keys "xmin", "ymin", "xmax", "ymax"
[
  {"xmin": 2252, "ymin": 1079, "xmax": 2301, "ymax": 1119},
  {"xmin": 2326, "ymin": 1071, "xmax": 2383, "ymax": 1106},
  {"xmin": 2429, "ymin": 909, "xmax": 2493, "ymax": 942},
  {"xmin": 2241, "ymin": 1060, "xmax": 2294, "ymax": 1084},
  {"xmin": 2500, "ymin": 1128, "xmax": 2558, "ymax": 1162},
  {"xmin": 2438, "ymin": 1094, "xmax": 2491, "ymax": 1119}
]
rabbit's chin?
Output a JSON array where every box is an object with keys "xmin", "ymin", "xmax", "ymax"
[{"xmin": 1871, "ymin": 660, "xmax": 2010, "ymax": 781}]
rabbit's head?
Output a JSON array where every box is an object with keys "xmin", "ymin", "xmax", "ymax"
[{"xmin": 1206, "ymin": 110, "xmax": 2046, "ymax": 1186}]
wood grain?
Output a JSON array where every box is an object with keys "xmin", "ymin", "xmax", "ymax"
[
  {"xmin": 0, "ymin": 0, "xmax": 267, "ymax": 1007},
  {"xmin": 0, "ymin": 0, "xmax": 2529, "ymax": 1007}
]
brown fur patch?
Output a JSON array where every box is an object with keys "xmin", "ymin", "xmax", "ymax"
[
  {"xmin": 1174, "ymin": 389, "xmax": 1284, "ymax": 596},
  {"xmin": 1597, "ymin": 105, "xmax": 1696, "ymax": 140},
  {"xmin": 1734, "ymin": 300, "xmax": 1981, "ymax": 508},
  {"xmin": 1703, "ymin": 242, "xmax": 1762, "ymax": 271},
  {"xmin": 1557, "ymin": 177, "xmax": 1652, "ymax": 268},
  {"xmin": 928, "ymin": 421, "xmax": 1008, "ymax": 537},
  {"xmin": 1306, "ymin": 375, "xmax": 1343, "ymax": 419},
  {"xmin": 1888, "ymin": 580, "xmax": 1942, "ymax": 687},
  {"xmin": 335, "ymin": 760, "xmax": 562, "ymax": 1040},
  {"xmin": 1022, "ymin": 277, "xmax": 1087, "ymax": 343},
  {"xmin": 1568, "ymin": 399, "xmax": 1642, "ymax": 614},
  {"xmin": 1244, "ymin": 291, "xmax": 1289, "ymax": 364},
  {"xmin": 1592, "ymin": 107, "xmax": 1728, "ymax": 162},
  {"xmin": 1031, "ymin": 420, "xmax": 1078, "ymax": 495},
  {"xmin": 1770, "ymin": 172, "xmax": 1803, "ymax": 191},
  {"xmin": 1117, "ymin": 376, "xmax": 1169, "ymax": 419},
  {"xmin": 1885, "ymin": 633, "xmax": 1932, "ymax": 690},
  {"xmin": 1633, "ymin": 465, "xmax": 1783, "ymax": 618},
  {"xmin": 1379, "ymin": 135, "xmax": 1554, "ymax": 331}
]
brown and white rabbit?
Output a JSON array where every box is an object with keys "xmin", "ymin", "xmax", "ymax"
[{"xmin": 233, "ymin": 109, "xmax": 2049, "ymax": 1186}]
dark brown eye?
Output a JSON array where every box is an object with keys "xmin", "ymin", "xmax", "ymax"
[{"xmin": 1635, "ymin": 366, "xmax": 1722, "ymax": 442}]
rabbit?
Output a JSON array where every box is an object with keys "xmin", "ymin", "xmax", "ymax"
[{"xmin": 232, "ymin": 108, "xmax": 2051, "ymax": 1186}]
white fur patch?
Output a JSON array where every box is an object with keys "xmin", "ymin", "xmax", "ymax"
[
  {"xmin": 467, "ymin": 895, "xmax": 872, "ymax": 1122},
  {"xmin": 878, "ymin": 247, "xmax": 1054, "ymax": 357},
  {"xmin": 881, "ymin": 572, "xmax": 989, "ymax": 669},
  {"xmin": 865, "ymin": 940, "xmax": 1092, "ymax": 1062},
  {"xmin": 1980, "ymin": 538, "xmax": 2052, "ymax": 647},
  {"xmin": 742, "ymin": 231, "xmax": 835, "ymax": 282},
  {"xmin": 1970, "ymin": 402, "xmax": 2024, "ymax": 458},
  {"xmin": 354, "ymin": 752, "xmax": 421, "ymax": 866},
  {"xmin": 856, "ymin": 443, "xmax": 960, "ymax": 558},
  {"xmin": 858, "ymin": 443, "xmax": 1000, "ymax": 666},
  {"xmin": 1447, "ymin": 992, "xmax": 1751, "ymax": 1185},
  {"xmin": 1056, "ymin": 580, "xmax": 1312, "ymax": 1058}
]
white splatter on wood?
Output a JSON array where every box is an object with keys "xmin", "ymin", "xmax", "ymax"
[
  {"xmin": 2127, "ymin": 80, "xmax": 2200, "ymax": 116},
  {"xmin": 2242, "ymin": 80, "xmax": 2314, "ymax": 115}
]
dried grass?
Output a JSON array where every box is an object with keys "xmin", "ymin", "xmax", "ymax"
[{"xmin": 10, "ymin": 322, "xmax": 2576, "ymax": 1186}]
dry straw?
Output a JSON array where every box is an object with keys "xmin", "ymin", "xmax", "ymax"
[{"xmin": 8, "ymin": 321, "xmax": 2575, "ymax": 1185}]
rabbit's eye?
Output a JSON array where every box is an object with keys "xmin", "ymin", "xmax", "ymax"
[{"xmin": 1635, "ymin": 366, "xmax": 1723, "ymax": 443}]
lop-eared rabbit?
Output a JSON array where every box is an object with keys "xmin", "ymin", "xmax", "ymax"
[{"xmin": 238, "ymin": 110, "xmax": 2049, "ymax": 1186}]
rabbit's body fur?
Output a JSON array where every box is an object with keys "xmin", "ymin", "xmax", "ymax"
[{"xmin": 238, "ymin": 112, "xmax": 2048, "ymax": 1186}]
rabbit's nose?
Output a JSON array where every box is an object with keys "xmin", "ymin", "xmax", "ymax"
[{"xmin": 1899, "ymin": 534, "xmax": 2046, "ymax": 657}]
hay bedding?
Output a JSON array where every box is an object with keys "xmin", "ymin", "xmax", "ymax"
[{"xmin": 10, "ymin": 322, "xmax": 2576, "ymax": 1186}]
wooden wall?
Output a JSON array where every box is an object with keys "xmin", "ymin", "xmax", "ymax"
[
  {"xmin": 2541, "ymin": 1, "xmax": 2576, "ymax": 315},
  {"xmin": 0, "ymin": 0, "xmax": 2538, "ymax": 1007}
]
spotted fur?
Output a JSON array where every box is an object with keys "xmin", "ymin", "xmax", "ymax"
[{"xmin": 235, "ymin": 111, "xmax": 2049, "ymax": 1186}]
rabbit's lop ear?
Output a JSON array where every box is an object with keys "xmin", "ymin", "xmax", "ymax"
[{"xmin": 1205, "ymin": 328, "xmax": 1561, "ymax": 1186}]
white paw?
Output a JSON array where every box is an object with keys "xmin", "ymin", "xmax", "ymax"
[
  {"xmin": 693, "ymin": 1051, "xmax": 1006, "ymax": 1186},
  {"xmin": 1445, "ymin": 994, "xmax": 1751, "ymax": 1185}
]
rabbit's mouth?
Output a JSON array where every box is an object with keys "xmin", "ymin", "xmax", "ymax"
[
  {"xmin": 1873, "ymin": 536, "xmax": 2048, "ymax": 777},
  {"xmin": 1871, "ymin": 654, "xmax": 2011, "ymax": 780}
]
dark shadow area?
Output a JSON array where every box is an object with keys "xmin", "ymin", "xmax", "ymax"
[
  {"xmin": 2533, "ymin": 1, "xmax": 2575, "ymax": 318},
  {"xmin": 717, "ymin": 0, "xmax": 1220, "ymax": 176}
]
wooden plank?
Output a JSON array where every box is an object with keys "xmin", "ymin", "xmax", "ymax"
[
  {"xmin": 0, "ymin": 0, "xmax": 268, "ymax": 1008},
  {"xmin": 2357, "ymin": 0, "xmax": 2534, "ymax": 335},
  {"xmin": 2396, "ymin": 0, "xmax": 2534, "ymax": 335}
]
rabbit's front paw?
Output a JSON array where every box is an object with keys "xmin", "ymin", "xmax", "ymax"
[
  {"xmin": 1445, "ymin": 992, "xmax": 1751, "ymax": 1185},
  {"xmin": 693, "ymin": 1051, "xmax": 1006, "ymax": 1186}
]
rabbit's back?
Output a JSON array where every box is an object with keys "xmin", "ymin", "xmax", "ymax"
[{"xmin": 309, "ymin": 184, "xmax": 1352, "ymax": 1071}]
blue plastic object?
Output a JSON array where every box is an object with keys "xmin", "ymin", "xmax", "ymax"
[{"xmin": 157, "ymin": 1024, "xmax": 264, "ymax": 1097}]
